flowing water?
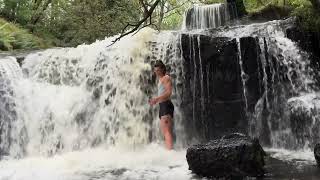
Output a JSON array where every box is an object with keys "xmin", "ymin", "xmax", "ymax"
[
  {"xmin": 1, "ymin": 2, "xmax": 320, "ymax": 180},
  {"xmin": 182, "ymin": 3, "xmax": 230, "ymax": 30}
]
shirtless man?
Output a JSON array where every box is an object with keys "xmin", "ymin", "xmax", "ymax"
[{"xmin": 149, "ymin": 60, "xmax": 174, "ymax": 150}]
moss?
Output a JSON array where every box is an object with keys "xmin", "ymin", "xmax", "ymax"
[
  {"xmin": 248, "ymin": 4, "xmax": 292, "ymax": 20},
  {"xmin": 245, "ymin": 0, "xmax": 320, "ymax": 32},
  {"xmin": 291, "ymin": 5, "xmax": 320, "ymax": 32}
]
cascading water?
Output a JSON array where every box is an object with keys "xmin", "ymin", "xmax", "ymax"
[
  {"xmin": 181, "ymin": 15, "xmax": 319, "ymax": 150},
  {"xmin": 0, "ymin": 28, "xmax": 191, "ymax": 158},
  {"xmin": 0, "ymin": 28, "xmax": 193, "ymax": 179},
  {"xmin": 0, "ymin": 57, "xmax": 23, "ymax": 157},
  {"xmin": 1, "ymin": 2, "xmax": 320, "ymax": 179},
  {"xmin": 182, "ymin": 3, "xmax": 230, "ymax": 30}
]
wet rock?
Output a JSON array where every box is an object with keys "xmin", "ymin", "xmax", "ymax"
[
  {"xmin": 288, "ymin": 94, "xmax": 320, "ymax": 149},
  {"xmin": 180, "ymin": 34, "xmax": 263, "ymax": 140},
  {"xmin": 314, "ymin": 143, "xmax": 320, "ymax": 166},
  {"xmin": 186, "ymin": 133, "xmax": 265, "ymax": 178},
  {"xmin": 286, "ymin": 26, "xmax": 320, "ymax": 88}
]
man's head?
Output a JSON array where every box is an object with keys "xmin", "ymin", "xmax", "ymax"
[{"xmin": 154, "ymin": 60, "xmax": 166, "ymax": 77}]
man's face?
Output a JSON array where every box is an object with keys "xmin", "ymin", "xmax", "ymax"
[{"xmin": 154, "ymin": 67, "xmax": 163, "ymax": 77}]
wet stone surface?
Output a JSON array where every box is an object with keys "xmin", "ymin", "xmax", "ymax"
[{"xmin": 186, "ymin": 133, "xmax": 265, "ymax": 178}]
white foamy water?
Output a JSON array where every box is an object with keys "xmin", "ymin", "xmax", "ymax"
[
  {"xmin": 266, "ymin": 148, "xmax": 316, "ymax": 165},
  {"xmin": 0, "ymin": 27, "xmax": 195, "ymax": 180},
  {"xmin": 213, "ymin": 19, "xmax": 287, "ymax": 38},
  {"xmin": 288, "ymin": 93, "xmax": 320, "ymax": 111},
  {"xmin": 0, "ymin": 57, "xmax": 23, "ymax": 79},
  {"xmin": 182, "ymin": 3, "xmax": 229, "ymax": 30},
  {"xmin": 1, "ymin": 6, "xmax": 320, "ymax": 179},
  {"xmin": 0, "ymin": 144, "xmax": 193, "ymax": 180},
  {"xmin": 0, "ymin": 27, "xmax": 188, "ymax": 159}
]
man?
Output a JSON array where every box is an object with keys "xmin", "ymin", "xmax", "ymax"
[{"xmin": 149, "ymin": 60, "xmax": 174, "ymax": 150}]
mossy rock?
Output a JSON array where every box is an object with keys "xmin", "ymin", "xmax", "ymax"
[{"xmin": 249, "ymin": 4, "xmax": 292, "ymax": 21}]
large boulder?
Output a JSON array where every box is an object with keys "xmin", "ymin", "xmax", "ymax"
[
  {"xmin": 314, "ymin": 143, "xmax": 320, "ymax": 167},
  {"xmin": 186, "ymin": 133, "xmax": 265, "ymax": 178}
]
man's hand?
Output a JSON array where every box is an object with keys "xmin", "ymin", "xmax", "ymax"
[{"xmin": 149, "ymin": 97, "xmax": 158, "ymax": 105}]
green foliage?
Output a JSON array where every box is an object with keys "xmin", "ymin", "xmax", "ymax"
[
  {"xmin": 199, "ymin": 0, "xmax": 224, "ymax": 4},
  {"xmin": 243, "ymin": 0, "xmax": 320, "ymax": 31},
  {"xmin": 291, "ymin": 1, "xmax": 320, "ymax": 31},
  {"xmin": 159, "ymin": 0, "xmax": 193, "ymax": 30},
  {"xmin": 0, "ymin": 18, "xmax": 51, "ymax": 51},
  {"xmin": 0, "ymin": 0, "xmax": 141, "ymax": 47},
  {"xmin": 162, "ymin": 12, "xmax": 183, "ymax": 30},
  {"xmin": 0, "ymin": 0, "xmax": 319, "ymax": 51}
]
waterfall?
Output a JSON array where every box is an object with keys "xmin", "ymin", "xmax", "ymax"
[
  {"xmin": 218, "ymin": 21, "xmax": 316, "ymax": 149},
  {"xmin": 180, "ymin": 16, "xmax": 320, "ymax": 149},
  {"xmin": 1, "ymin": 2, "xmax": 320, "ymax": 179},
  {"xmin": 248, "ymin": 36, "xmax": 315, "ymax": 149},
  {"xmin": 0, "ymin": 28, "xmax": 187, "ymax": 158},
  {"xmin": 182, "ymin": 3, "xmax": 230, "ymax": 30},
  {"xmin": 0, "ymin": 57, "xmax": 23, "ymax": 157}
]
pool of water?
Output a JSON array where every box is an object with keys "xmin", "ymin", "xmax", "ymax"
[{"xmin": 0, "ymin": 144, "xmax": 319, "ymax": 180}]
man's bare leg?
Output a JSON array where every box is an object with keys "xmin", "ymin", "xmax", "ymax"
[{"xmin": 160, "ymin": 115, "xmax": 173, "ymax": 150}]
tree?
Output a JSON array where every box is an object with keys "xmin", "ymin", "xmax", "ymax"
[
  {"xmin": 110, "ymin": 0, "xmax": 161, "ymax": 44},
  {"xmin": 29, "ymin": 0, "xmax": 52, "ymax": 32}
]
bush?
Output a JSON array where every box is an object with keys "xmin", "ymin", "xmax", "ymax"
[
  {"xmin": 0, "ymin": 18, "xmax": 52, "ymax": 51},
  {"xmin": 244, "ymin": 0, "xmax": 320, "ymax": 31}
]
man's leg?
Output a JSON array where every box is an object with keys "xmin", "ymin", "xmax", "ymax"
[{"xmin": 160, "ymin": 115, "xmax": 173, "ymax": 150}]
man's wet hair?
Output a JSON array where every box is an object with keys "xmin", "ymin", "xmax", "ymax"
[{"xmin": 154, "ymin": 60, "xmax": 166, "ymax": 74}]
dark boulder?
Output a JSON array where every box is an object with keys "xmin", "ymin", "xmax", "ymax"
[
  {"xmin": 186, "ymin": 133, "xmax": 265, "ymax": 178},
  {"xmin": 315, "ymin": 143, "xmax": 320, "ymax": 166}
]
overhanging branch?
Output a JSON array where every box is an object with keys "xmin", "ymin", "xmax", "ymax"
[{"xmin": 107, "ymin": 0, "xmax": 161, "ymax": 47}]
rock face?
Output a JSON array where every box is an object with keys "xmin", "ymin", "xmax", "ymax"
[
  {"xmin": 180, "ymin": 34, "xmax": 268, "ymax": 140},
  {"xmin": 180, "ymin": 34, "xmax": 246, "ymax": 140},
  {"xmin": 286, "ymin": 26, "xmax": 320, "ymax": 88},
  {"xmin": 314, "ymin": 143, "xmax": 320, "ymax": 166},
  {"xmin": 186, "ymin": 133, "xmax": 265, "ymax": 178}
]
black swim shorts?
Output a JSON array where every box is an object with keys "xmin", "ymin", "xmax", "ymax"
[{"xmin": 159, "ymin": 100, "xmax": 174, "ymax": 119}]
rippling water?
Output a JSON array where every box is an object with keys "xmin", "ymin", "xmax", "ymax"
[{"xmin": 1, "ymin": 145, "xmax": 319, "ymax": 180}]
